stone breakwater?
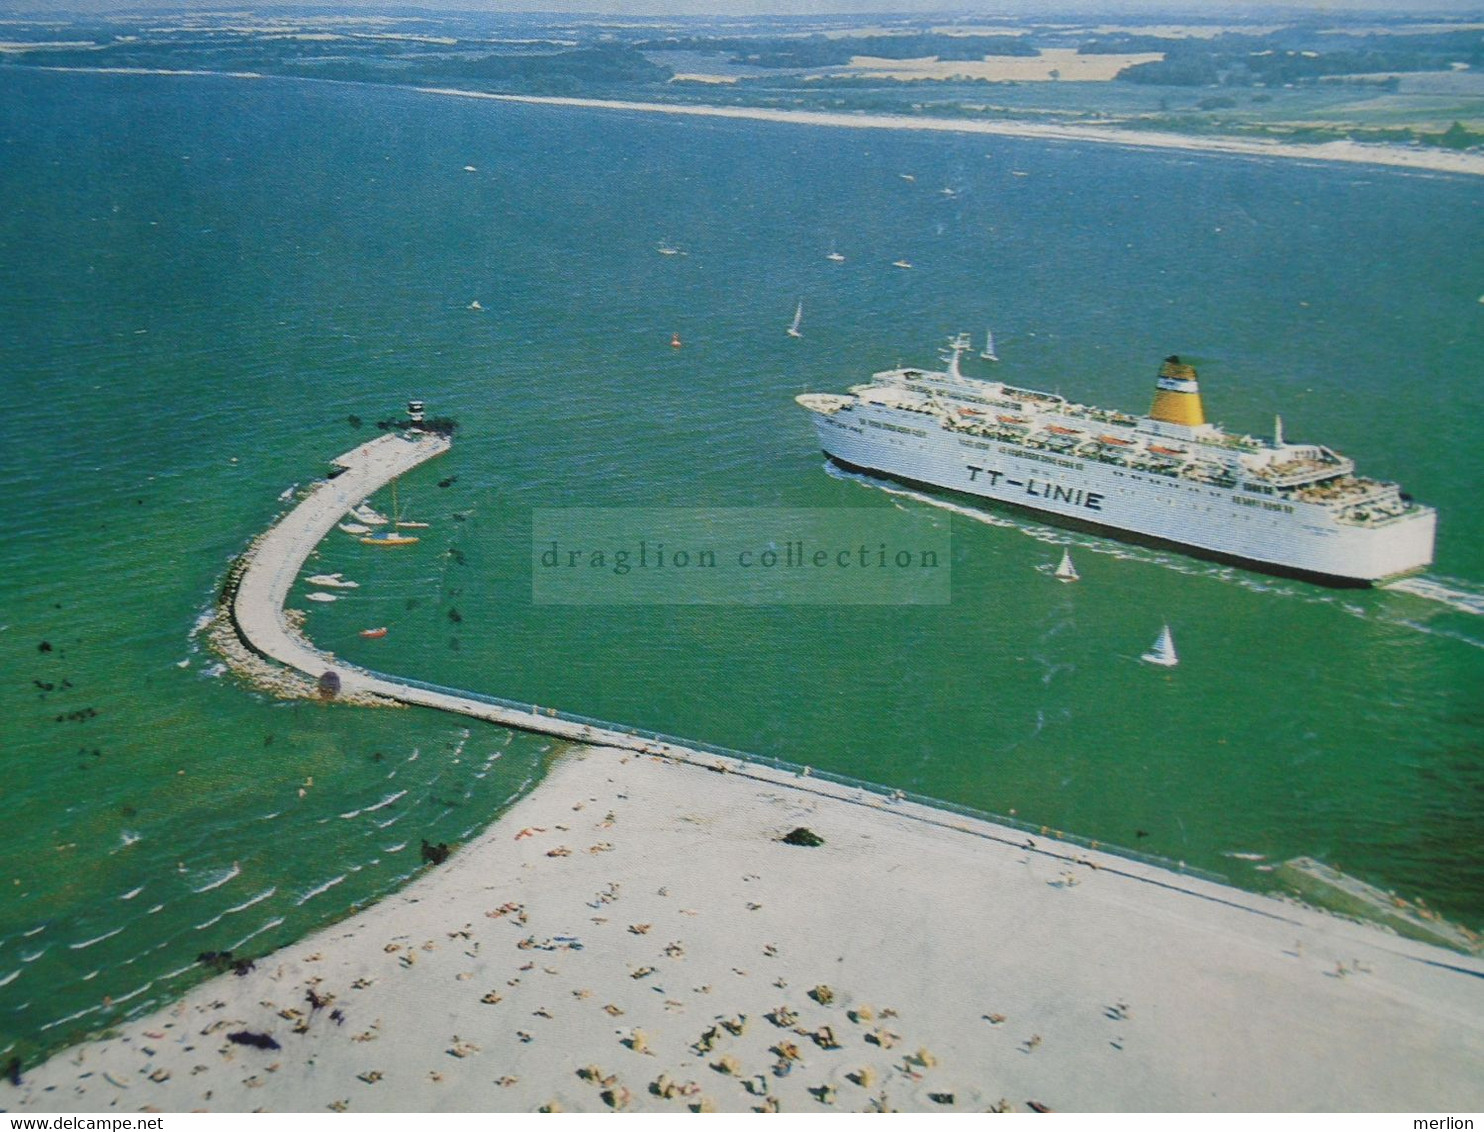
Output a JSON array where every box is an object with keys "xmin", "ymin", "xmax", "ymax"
[
  {"xmin": 214, "ymin": 430, "xmax": 794, "ymax": 761},
  {"xmin": 222, "ymin": 429, "xmax": 450, "ymax": 700}
]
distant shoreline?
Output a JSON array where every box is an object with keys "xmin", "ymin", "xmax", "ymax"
[
  {"xmin": 418, "ymin": 86, "xmax": 1484, "ymax": 178},
  {"xmin": 28, "ymin": 66, "xmax": 1484, "ymax": 177}
]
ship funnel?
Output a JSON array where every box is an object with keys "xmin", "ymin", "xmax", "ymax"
[{"xmin": 1149, "ymin": 356, "xmax": 1206, "ymax": 428}]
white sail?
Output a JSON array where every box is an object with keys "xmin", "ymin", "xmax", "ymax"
[
  {"xmin": 787, "ymin": 300, "xmax": 804, "ymax": 338},
  {"xmin": 1141, "ymin": 624, "xmax": 1178, "ymax": 667},
  {"xmin": 981, "ymin": 328, "xmax": 999, "ymax": 361},
  {"xmin": 1054, "ymin": 549, "xmax": 1078, "ymax": 582}
]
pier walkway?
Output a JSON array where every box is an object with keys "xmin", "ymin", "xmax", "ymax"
[{"xmin": 229, "ymin": 429, "xmax": 746, "ymax": 759}]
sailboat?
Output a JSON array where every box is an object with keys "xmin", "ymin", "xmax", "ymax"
[
  {"xmin": 981, "ymin": 328, "xmax": 999, "ymax": 361},
  {"xmin": 1054, "ymin": 549, "xmax": 1079, "ymax": 582},
  {"xmin": 826, "ymin": 245, "xmax": 845, "ymax": 263},
  {"xmin": 360, "ymin": 479, "xmax": 420, "ymax": 547},
  {"xmin": 1140, "ymin": 624, "xmax": 1179, "ymax": 667},
  {"xmin": 786, "ymin": 300, "xmax": 804, "ymax": 339}
]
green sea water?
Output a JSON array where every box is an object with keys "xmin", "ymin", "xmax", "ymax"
[{"xmin": 2, "ymin": 69, "xmax": 1482, "ymax": 1062}]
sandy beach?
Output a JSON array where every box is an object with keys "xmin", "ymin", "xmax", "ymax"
[
  {"xmin": 418, "ymin": 88, "xmax": 1484, "ymax": 178},
  {"xmin": 10, "ymin": 745, "xmax": 1483, "ymax": 1114}
]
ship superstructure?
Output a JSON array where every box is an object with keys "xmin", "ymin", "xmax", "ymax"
[{"xmin": 796, "ymin": 336, "xmax": 1435, "ymax": 585}]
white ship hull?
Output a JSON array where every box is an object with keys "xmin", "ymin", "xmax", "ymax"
[{"xmin": 806, "ymin": 404, "xmax": 1435, "ymax": 586}]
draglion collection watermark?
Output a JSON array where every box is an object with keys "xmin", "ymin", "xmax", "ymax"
[
  {"xmin": 540, "ymin": 539, "xmax": 938, "ymax": 573},
  {"xmin": 532, "ymin": 507, "xmax": 950, "ymax": 605}
]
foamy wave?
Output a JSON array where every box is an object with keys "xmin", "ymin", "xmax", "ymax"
[
  {"xmin": 340, "ymin": 789, "xmax": 407, "ymax": 820},
  {"xmin": 296, "ymin": 874, "xmax": 347, "ymax": 906},
  {"xmin": 1388, "ymin": 619, "xmax": 1484, "ymax": 650},
  {"xmin": 113, "ymin": 979, "xmax": 155, "ymax": 1005},
  {"xmin": 0, "ymin": 969, "xmax": 19, "ymax": 988},
  {"xmin": 120, "ymin": 884, "xmax": 146, "ymax": 901},
  {"xmin": 194, "ymin": 913, "xmax": 224, "ymax": 931},
  {"xmin": 69, "ymin": 926, "xmax": 125, "ymax": 951},
  {"xmin": 40, "ymin": 1003, "xmax": 104, "ymax": 1032},
  {"xmin": 1385, "ymin": 576, "xmax": 1484, "ymax": 617},
  {"xmin": 225, "ymin": 886, "xmax": 276, "ymax": 915},
  {"xmin": 229, "ymin": 916, "xmax": 285, "ymax": 951},
  {"xmin": 191, "ymin": 862, "xmax": 241, "ymax": 894}
]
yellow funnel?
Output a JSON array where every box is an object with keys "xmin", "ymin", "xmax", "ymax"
[{"xmin": 1149, "ymin": 356, "xmax": 1206, "ymax": 427}]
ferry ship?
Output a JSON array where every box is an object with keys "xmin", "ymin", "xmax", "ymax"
[{"xmin": 795, "ymin": 335, "xmax": 1435, "ymax": 586}]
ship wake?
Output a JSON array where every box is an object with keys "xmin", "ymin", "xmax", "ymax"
[
  {"xmin": 826, "ymin": 463, "xmax": 1483, "ymax": 648},
  {"xmin": 1382, "ymin": 575, "xmax": 1484, "ymax": 618}
]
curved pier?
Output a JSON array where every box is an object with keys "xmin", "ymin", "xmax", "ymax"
[{"xmin": 229, "ymin": 429, "xmax": 743, "ymax": 757}]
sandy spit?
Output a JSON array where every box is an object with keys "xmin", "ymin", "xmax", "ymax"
[
  {"xmin": 9, "ymin": 746, "xmax": 1483, "ymax": 1114},
  {"xmin": 419, "ymin": 88, "xmax": 1484, "ymax": 178}
]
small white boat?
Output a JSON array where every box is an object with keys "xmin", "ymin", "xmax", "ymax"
[
  {"xmin": 351, "ymin": 503, "xmax": 388, "ymax": 526},
  {"xmin": 307, "ymin": 573, "xmax": 360, "ymax": 589},
  {"xmin": 1054, "ymin": 549, "xmax": 1078, "ymax": 582},
  {"xmin": 826, "ymin": 247, "xmax": 845, "ymax": 263},
  {"xmin": 305, "ymin": 591, "xmax": 337, "ymax": 603},
  {"xmin": 337, "ymin": 522, "xmax": 371, "ymax": 535},
  {"xmin": 656, "ymin": 241, "xmax": 681, "ymax": 256},
  {"xmin": 892, "ymin": 259, "xmax": 913, "ymax": 270},
  {"xmin": 786, "ymin": 300, "xmax": 804, "ymax": 339},
  {"xmin": 1141, "ymin": 624, "xmax": 1179, "ymax": 667},
  {"xmin": 981, "ymin": 328, "xmax": 999, "ymax": 362},
  {"xmin": 468, "ymin": 300, "xmax": 483, "ymax": 311}
]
